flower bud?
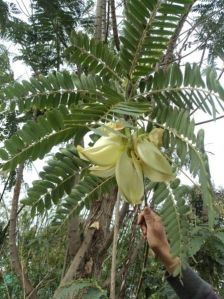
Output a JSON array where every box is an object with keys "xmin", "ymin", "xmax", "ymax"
[{"xmin": 148, "ymin": 128, "xmax": 164, "ymax": 148}]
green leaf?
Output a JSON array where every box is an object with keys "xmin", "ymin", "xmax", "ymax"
[
  {"xmin": 66, "ymin": 32, "xmax": 122, "ymax": 82},
  {"xmin": 151, "ymin": 105, "xmax": 215, "ymax": 228},
  {"xmin": 54, "ymin": 279, "xmax": 108, "ymax": 299},
  {"xmin": 47, "ymin": 109, "xmax": 64, "ymax": 131},
  {"xmin": 22, "ymin": 146, "xmax": 88, "ymax": 214},
  {"xmin": 140, "ymin": 63, "xmax": 223, "ymax": 115},
  {"xmin": 0, "ymin": 148, "xmax": 9, "ymax": 160},
  {"xmin": 120, "ymin": 0, "xmax": 191, "ymax": 78}
]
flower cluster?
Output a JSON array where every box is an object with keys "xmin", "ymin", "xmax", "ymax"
[{"xmin": 77, "ymin": 124, "xmax": 174, "ymax": 205}]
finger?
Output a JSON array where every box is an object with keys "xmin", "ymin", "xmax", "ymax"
[
  {"xmin": 144, "ymin": 207, "xmax": 161, "ymax": 224},
  {"xmin": 141, "ymin": 225, "xmax": 147, "ymax": 236},
  {"xmin": 137, "ymin": 212, "xmax": 145, "ymax": 225},
  {"xmin": 143, "ymin": 207, "xmax": 153, "ymax": 226},
  {"xmin": 139, "ymin": 223, "xmax": 147, "ymax": 238}
]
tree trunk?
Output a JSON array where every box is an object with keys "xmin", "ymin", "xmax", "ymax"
[
  {"xmin": 54, "ymin": 190, "xmax": 120, "ymax": 296},
  {"xmin": 60, "ymin": 215, "xmax": 82, "ymax": 280},
  {"xmin": 67, "ymin": 216, "xmax": 82, "ymax": 261},
  {"xmin": 110, "ymin": 0, "xmax": 120, "ymax": 51},
  {"xmin": 9, "ymin": 164, "xmax": 38, "ymax": 299},
  {"xmin": 95, "ymin": 0, "xmax": 107, "ymax": 41},
  {"xmin": 161, "ymin": 3, "xmax": 194, "ymax": 68}
]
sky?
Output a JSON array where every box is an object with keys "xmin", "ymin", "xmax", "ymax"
[
  {"xmin": 191, "ymin": 112, "xmax": 224, "ymax": 188},
  {"xmin": 2, "ymin": 0, "xmax": 224, "ymax": 189}
]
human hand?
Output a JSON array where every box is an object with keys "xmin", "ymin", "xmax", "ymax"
[
  {"xmin": 137, "ymin": 207, "xmax": 170, "ymax": 256},
  {"xmin": 137, "ymin": 207, "xmax": 180, "ymax": 274}
]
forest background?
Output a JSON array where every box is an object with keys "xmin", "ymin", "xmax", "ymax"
[{"xmin": 0, "ymin": 0, "xmax": 224, "ymax": 298}]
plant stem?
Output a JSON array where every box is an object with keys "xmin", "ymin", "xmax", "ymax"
[
  {"xmin": 195, "ymin": 114, "xmax": 224, "ymax": 126},
  {"xmin": 135, "ymin": 242, "xmax": 149, "ymax": 299},
  {"xmin": 110, "ymin": 191, "xmax": 120, "ymax": 299}
]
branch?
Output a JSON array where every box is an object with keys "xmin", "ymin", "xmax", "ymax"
[
  {"xmin": 135, "ymin": 242, "xmax": 149, "ymax": 299},
  {"xmin": 27, "ymin": 273, "xmax": 49, "ymax": 299},
  {"xmin": 161, "ymin": 2, "xmax": 194, "ymax": 68},
  {"xmin": 0, "ymin": 174, "xmax": 10, "ymax": 204},
  {"xmin": 110, "ymin": 0, "xmax": 120, "ymax": 51},
  {"xmin": 9, "ymin": 164, "xmax": 38, "ymax": 299},
  {"xmin": 105, "ymin": 0, "xmax": 110, "ymax": 43},
  {"xmin": 118, "ymin": 207, "xmax": 142, "ymax": 299},
  {"xmin": 0, "ymin": 205, "xmax": 24, "ymax": 250},
  {"xmin": 195, "ymin": 114, "xmax": 224, "ymax": 126},
  {"xmin": 99, "ymin": 202, "xmax": 129, "ymax": 257},
  {"xmin": 55, "ymin": 227, "xmax": 96, "ymax": 292},
  {"xmin": 67, "ymin": 215, "xmax": 81, "ymax": 261},
  {"xmin": 61, "ymin": 215, "xmax": 81, "ymax": 280}
]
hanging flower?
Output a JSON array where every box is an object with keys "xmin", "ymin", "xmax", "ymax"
[{"xmin": 77, "ymin": 124, "xmax": 174, "ymax": 205}]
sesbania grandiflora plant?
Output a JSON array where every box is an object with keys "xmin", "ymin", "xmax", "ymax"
[
  {"xmin": 0, "ymin": 0, "xmax": 222, "ymax": 267},
  {"xmin": 77, "ymin": 122, "xmax": 173, "ymax": 204}
]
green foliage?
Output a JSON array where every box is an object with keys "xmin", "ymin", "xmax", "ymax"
[
  {"xmin": 0, "ymin": 0, "xmax": 9, "ymax": 35},
  {"xmin": 189, "ymin": 227, "xmax": 224, "ymax": 296},
  {"xmin": 151, "ymin": 106, "xmax": 215, "ymax": 227},
  {"xmin": 193, "ymin": 0, "xmax": 224, "ymax": 63},
  {"xmin": 0, "ymin": 106, "xmax": 79, "ymax": 171},
  {"xmin": 120, "ymin": 0, "xmax": 192, "ymax": 78},
  {"xmin": 142, "ymin": 63, "xmax": 224, "ymax": 116},
  {"xmin": 0, "ymin": 44, "xmax": 13, "ymax": 86},
  {"xmin": 0, "ymin": 210, "xmax": 67, "ymax": 299},
  {"xmin": 21, "ymin": 145, "xmax": 88, "ymax": 215},
  {"xmin": 0, "ymin": 3, "xmax": 224, "ymax": 295},
  {"xmin": 57, "ymin": 176, "xmax": 115, "ymax": 219},
  {"xmin": 151, "ymin": 181, "xmax": 191, "ymax": 262},
  {"xmin": 54, "ymin": 279, "xmax": 107, "ymax": 299},
  {"xmin": 1, "ymin": 0, "xmax": 93, "ymax": 73},
  {"xmin": 66, "ymin": 32, "xmax": 123, "ymax": 81}
]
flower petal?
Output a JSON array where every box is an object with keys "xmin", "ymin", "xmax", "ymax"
[
  {"xmin": 142, "ymin": 162, "xmax": 174, "ymax": 182},
  {"xmin": 77, "ymin": 135, "xmax": 124, "ymax": 166},
  {"xmin": 89, "ymin": 165, "xmax": 115, "ymax": 178},
  {"xmin": 116, "ymin": 151, "xmax": 144, "ymax": 205},
  {"xmin": 137, "ymin": 139, "xmax": 173, "ymax": 179}
]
